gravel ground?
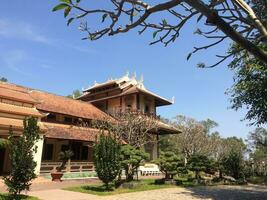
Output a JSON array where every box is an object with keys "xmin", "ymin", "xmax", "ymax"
[{"xmin": 27, "ymin": 185, "xmax": 267, "ymax": 200}]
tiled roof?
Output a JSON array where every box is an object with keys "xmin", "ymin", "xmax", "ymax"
[
  {"xmin": 30, "ymin": 90, "xmax": 112, "ymax": 120},
  {"xmin": 0, "ymin": 83, "xmax": 37, "ymax": 104},
  {"xmin": 0, "ymin": 117, "xmax": 45, "ymax": 131},
  {"xmin": 43, "ymin": 122, "xmax": 99, "ymax": 142},
  {"xmin": 0, "ymin": 102, "xmax": 43, "ymax": 117},
  {"xmin": 79, "ymin": 74, "xmax": 172, "ymax": 106},
  {"xmin": 157, "ymin": 120, "xmax": 181, "ymax": 134}
]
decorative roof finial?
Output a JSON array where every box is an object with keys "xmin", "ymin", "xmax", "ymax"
[
  {"xmin": 125, "ymin": 71, "xmax": 129, "ymax": 77},
  {"xmin": 132, "ymin": 71, "xmax": 137, "ymax": 80},
  {"xmin": 140, "ymin": 74, "xmax": 144, "ymax": 84},
  {"xmin": 171, "ymin": 96, "xmax": 175, "ymax": 104}
]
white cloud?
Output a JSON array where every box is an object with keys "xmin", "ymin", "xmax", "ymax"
[{"xmin": 0, "ymin": 19, "xmax": 51, "ymax": 44}]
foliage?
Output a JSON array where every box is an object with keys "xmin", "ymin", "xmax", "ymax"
[
  {"xmin": 154, "ymin": 151, "xmax": 183, "ymax": 180},
  {"xmin": 0, "ymin": 138, "xmax": 10, "ymax": 149},
  {"xmin": 228, "ymin": 44, "xmax": 267, "ymax": 125},
  {"xmin": 93, "ymin": 134, "xmax": 121, "ymax": 189},
  {"xmin": 93, "ymin": 110, "xmax": 157, "ymax": 149},
  {"xmin": 4, "ymin": 117, "xmax": 40, "ymax": 196},
  {"xmin": 53, "ymin": 0, "xmax": 267, "ymax": 65},
  {"xmin": 188, "ymin": 154, "xmax": 213, "ymax": 180},
  {"xmin": 57, "ymin": 150, "xmax": 74, "ymax": 172},
  {"xmin": 0, "ymin": 193, "xmax": 39, "ymax": 200},
  {"xmin": 120, "ymin": 145, "xmax": 149, "ymax": 181},
  {"xmin": 222, "ymin": 150, "xmax": 244, "ymax": 180},
  {"xmin": 66, "ymin": 89, "xmax": 82, "ymax": 99},
  {"xmin": 162, "ymin": 116, "xmax": 219, "ymax": 165},
  {"xmin": 0, "ymin": 77, "xmax": 8, "ymax": 82},
  {"xmin": 247, "ymin": 128, "xmax": 267, "ymax": 177},
  {"xmin": 248, "ymin": 128, "xmax": 267, "ymax": 150}
]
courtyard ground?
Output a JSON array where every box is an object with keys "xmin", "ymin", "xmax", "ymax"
[{"xmin": 1, "ymin": 178, "xmax": 267, "ymax": 200}]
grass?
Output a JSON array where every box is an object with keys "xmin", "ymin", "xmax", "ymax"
[
  {"xmin": 65, "ymin": 179, "xmax": 179, "ymax": 196},
  {"xmin": 247, "ymin": 176, "xmax": 267, "ymax": 185},
  {"xmin": 0, "ymin": 193, "xmax": 39, "ymax": 200}
]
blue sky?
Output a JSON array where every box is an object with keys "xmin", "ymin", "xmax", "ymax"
[{"xmin": 0, "ymin": 1, "xmax": 256, "ymax": 139}]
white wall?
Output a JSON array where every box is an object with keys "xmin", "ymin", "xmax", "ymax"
[{"xmin": 34, "ymin": 135, "xmax": 44, "ymax": 175}]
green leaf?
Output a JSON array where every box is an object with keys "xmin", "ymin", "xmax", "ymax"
[
  {"xmin": 101, "ymin": 13, "xmax": 108, "ymax": 23},
  {"xmin": 64, "ymin": 6, "xmax": 72, "ymax": 18},
  {"xmin": 153, "ymin": 31, "xmax": 158, "ymax": 38},
  {"xmin": 67, "ymin": 17, "xmax": 74, "ymax": 26},
  {"xmin": 60, "ymin": 0, "xmax": 72, "ymax": 3},
  {"xmin": 162, "ymin": 19, "xmax": 168, "ymax": 26},
  {"xmin": 52, "ymin": 3, "xmax": 69, "ymax": 12}
]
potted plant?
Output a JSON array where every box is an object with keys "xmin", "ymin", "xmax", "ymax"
[{"xmin": 51, "ymin": 150, "xmax": 73, "ymax": 182}]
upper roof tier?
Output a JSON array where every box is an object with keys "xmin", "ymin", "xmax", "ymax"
[{"xmin": 78, "ymin": 73, "xmax": 173, "ymax": 107}]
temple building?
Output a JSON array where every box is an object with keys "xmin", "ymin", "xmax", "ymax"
[{"xmin": 0, "ymin": 73, "xmax": 180, "ymax": 175}]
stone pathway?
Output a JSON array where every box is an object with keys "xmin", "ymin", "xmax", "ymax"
[{"xmin": 27, "ymin": 185, "xmax": 267, "ymax": 200}]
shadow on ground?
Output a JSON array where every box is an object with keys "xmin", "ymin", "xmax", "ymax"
[{"xmin": 179, "ymin": 185, "xmax": 267, "ymax": 200}]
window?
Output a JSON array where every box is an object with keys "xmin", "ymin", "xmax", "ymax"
[
  {"xmin": 42, "ymin": 144, "xmax": 54, "ymax": 160},
  {"xmin": 64, "ymin": 116, "xmax": 72, "ymax": 123},
  {"xmin": 81, "ymin": 146, "xmax": 88, "ymax": 160},
  {"xmin": 72, "ymin": 142, "xmax": 82, "ymax": 160},
  {"xmin": 61, "ymin": 144, "xmax": 70, "ymax": 152},
  {"xmin": 47, "ymin": 114, "xmax": 56, "ymax": 121}
]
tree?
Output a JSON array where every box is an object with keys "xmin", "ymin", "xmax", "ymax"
[
  {"xmin": 4, "ymin": 117, "xmax": 40, "ymax": 196},
  {"xmin": 93, "ymin": 110, "xmax": 157, "ymax": 149},
  {"xmin": 247, "ymin": 128, "xmax": 267, "ymax": 177},
  {"xmin": 57, "ymin": 150, "xmax": 74, "ymax": 172},
  {"xmin": 53, "ymin": 0, "xmax": 267, "ymax": 65},
  {"xmin": 155, "ymin": 151, "xmax": 183, "ymax": 180},
  {"xmin": 227, "ymin": 43, "xmax": 267, "ymax": 125},
  {"xmin": 66, "ymin": 89, "xmax": 82, "ymax": 99},
  {"xmin": 93, "ymin": 133, "xmax": 121, "ymax": 189},
  {"xmin": 248, "ymin": 128, "xmax": 267, "ymax": 150},
  {"xmin": 0, "ymin": 77, "xmax": 8, "ymax": 82},
  {"xmin": 166, "ymin": 115, "xmax": 212, "ymax": 165},
  {"xmin": 120, "ymin": 145, "xmax": 149, "ymax": 181},
  {"xmin": 222, "ymin": 149, "xmax": 244, "ymax": 179},
  {"xmin": 188, "ymin": 154, "xmax": 213, "ymax": 180}
]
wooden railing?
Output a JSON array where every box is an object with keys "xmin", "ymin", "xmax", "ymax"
[
  {"xmin": 40, "ymin": 161, "xmax": 94, "ymax": 174},
  {"xmin": 106, "ymin": 108, "xmax": 160, "ymax": 119}
]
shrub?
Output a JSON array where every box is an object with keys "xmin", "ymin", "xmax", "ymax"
[
  {"xmin": 222, "ymin": 150, "xmax": 244, "ymax": 179},
  {"xmin": 120, "ymin": 145, "xmax": 149, "ymax": 182},
  {"xmin": 154, "ymin": 151, "xmax": 182, "ymax": 180},
  {"xmin": 188, "ymin": 154, "xmax": 213, "ymax": 180},
  {"xmin": 57, "ymin": 150, "xmax": 74, "ymax": 172},
  {"xmin": 93, "ymin": 134, "xmax": 121, "ymax": 189},
  {"xmin": 4, "ymin": 117, "xmax": 40, "ymax": 196}
]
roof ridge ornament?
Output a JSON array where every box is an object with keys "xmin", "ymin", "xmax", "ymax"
[
  {"xmin": 171, "ymin": 96, "xmax": 175, "ymax": 104},
  {"xmin": 125, "ymin": 71, "xmax": 129, "ymax": 77},
  {"xmin": 131, "ymin": 72, "xmax": 137, "ymax": 80}
]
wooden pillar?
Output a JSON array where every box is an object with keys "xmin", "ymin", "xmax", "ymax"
[{"xmin": 157, "ymin": 133, "xmax": 160, "ymax": 158}]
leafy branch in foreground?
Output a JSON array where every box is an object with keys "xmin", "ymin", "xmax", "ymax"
[{"xmin": 53, "ymin": 0, "xmax": 267, "ymax": 66}]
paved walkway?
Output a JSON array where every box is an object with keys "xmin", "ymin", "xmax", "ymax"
[{"xmin": 27, "ymin": 185, "xmax": 267, "ymax": 200}]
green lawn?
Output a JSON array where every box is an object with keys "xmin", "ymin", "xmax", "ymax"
[
  {"xmin": 65, "ymin": 179, "xmax": 178, "ymax": 196},
  {"xmin": 0, "ymin": 193, "xmax": 39, "ymax": 200}
]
